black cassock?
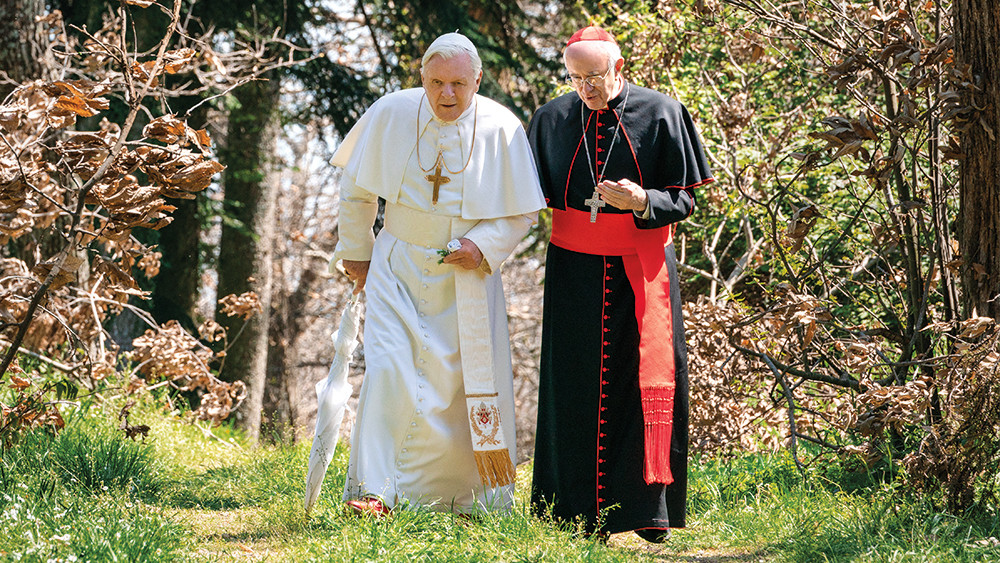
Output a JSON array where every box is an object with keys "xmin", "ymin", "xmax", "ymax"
[{"xmin": 527, "ymin": 82, "xmax": 713, "ymax": 535}]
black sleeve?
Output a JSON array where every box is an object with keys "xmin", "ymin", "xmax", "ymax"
[{"xmin": 636, "ymin": 187, "xmax": 695, "ymax": 229}]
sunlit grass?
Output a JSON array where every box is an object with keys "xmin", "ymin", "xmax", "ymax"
[{"xmin": 3, "ymin": 391, "xmax": 1000, "ymax": 561}]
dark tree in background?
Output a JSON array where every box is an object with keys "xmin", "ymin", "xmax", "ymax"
[
  {"xmin": 216, "ymin": 74, "xmax": 281, "ymax": 442},
  {"xmin": 201, "ymin": 0, "xmax": 309, "ymax": 441},
  {"xmin": 954, "ymin": 0, "xmax": 1000, "ymax": 320},
  {"xmin": 0, "ymin": 0, "xmax": 50, "ymax": 101}
]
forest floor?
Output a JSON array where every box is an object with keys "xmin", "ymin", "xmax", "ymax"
[{"xmin": 3, "ymin": 395, "xmax": 1000, "ymax": 562}]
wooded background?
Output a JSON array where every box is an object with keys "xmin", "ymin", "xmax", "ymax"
[{"xmin": 2, "ymin": 0, "xmax": 998, "ymax": 514}]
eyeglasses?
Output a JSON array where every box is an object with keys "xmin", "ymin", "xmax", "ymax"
[{"xmin": 566, "ymin": 64, "xmax": 613, "ymax": 88}]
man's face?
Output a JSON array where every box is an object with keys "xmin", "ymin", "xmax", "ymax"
[
  {"xmin": 421, "ymin": 53, "xmax": 482, "ymax": 122},
  {"xmin": 564, "ymin": 42, "xmax": 620, "ymax": 110}
]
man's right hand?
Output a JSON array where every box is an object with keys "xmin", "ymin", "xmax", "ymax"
[{"xmin": 342, "ymin": 260, "xmax": 370, "ymax": 294}]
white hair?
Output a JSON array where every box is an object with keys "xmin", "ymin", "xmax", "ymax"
[{"xmin": 421, "ymin": 32, "xmax": 483, "ymax": 75}]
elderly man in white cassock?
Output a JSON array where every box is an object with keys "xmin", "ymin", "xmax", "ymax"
[{"xmin": 330, "ymin": 32, "xmax": 546, "ymax": 517}]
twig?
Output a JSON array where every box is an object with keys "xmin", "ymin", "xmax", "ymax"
[
  {"xmin": 759, "ymin": 351, "xmax": 805, "ymax": 475},
  {"xmin": 0, "ymin": 339, "xmax": 79, "ymax": 373},
  {"xmin": 195, "ymin": 420, "xmax": 242, "ymax": 449}
]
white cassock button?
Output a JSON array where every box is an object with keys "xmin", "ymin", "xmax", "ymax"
[
  {"xmin": 424, "ymin": 269, "xmax": 429, "ymax": 274},
  {"xmin": 411, "ymin": 422, "xmax": 417, "ymax": 427},
  {"xmin": 401, "ymin": 449, "xmax": 407, "ymax": 453},
  {"xmin": 422, "ymin": 346, "xmax": 427, "ymax": 351},
  {"xmin": 397, "ymin": 461, "xmax": 402, "ymax": 466},
  {"xmin": 406, "ymin": 435, "xmax": 412, "ymax": 440},
  {"xmin": 423, "ymin": 284, "xmax": 428, "ymax": 289},
  {"xmin": 418, "ymin": 384, "xmax": 425, "ymax": 389},
  {"xmin": 420, "ymin": 313, "xmax": 426, "ymax": 317},
  {"xmin": 416, "ymin": 410, "xmax": 423, "ymax": 415},
  {"xmin": 419, "ymin": 359, "xmax": 425, "ymax": 364}
]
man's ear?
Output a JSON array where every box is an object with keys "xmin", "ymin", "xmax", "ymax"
[{"xmin": 615, "ymin": 58, "xmax": 625, "ymax": 73}]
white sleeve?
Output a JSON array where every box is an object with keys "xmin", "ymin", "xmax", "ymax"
[
  {"xmin": 462, "ymin": 212, "xmax": 538, "ymax": 275},
  {"xmin": 331, "ymin": 173, "xmax": 379, "ymax": 269}
]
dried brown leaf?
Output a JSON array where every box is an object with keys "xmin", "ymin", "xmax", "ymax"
[
  {"xmin": 219, "ymin": 292, "xmax": 262, "ymax": 320},
  {"xmin": 163, "ymin": 48, "xmax": 196, "ymax": 74},
  {"xmin": 143, "ymin": 115, "xmax": 187, "ymax": 144}
]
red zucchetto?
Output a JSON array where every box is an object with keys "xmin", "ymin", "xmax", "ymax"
[{"xmin": 566, "ymin": 25, "xmax": 617, "ymax": 46}]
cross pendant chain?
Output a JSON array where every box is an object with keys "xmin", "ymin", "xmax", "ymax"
[
  {"xmin": 425, "ymin": 152, "xmax": 451, "ymax": 204},
  {"xmin": 584, "ymin": 189, "xmax": 605, "ymax": 223}
]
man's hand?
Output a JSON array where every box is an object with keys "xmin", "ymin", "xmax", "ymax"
[
  {"xmin": 597, "ymin": 179, "xmax": 648, "ymax": 212},
  {"xmin": 442, "ymin": 238, "xmax": 484, "ymax": 270},
  {"xmin": 342, "ymin": 260, "xmax": 370, "ymax": 293}
]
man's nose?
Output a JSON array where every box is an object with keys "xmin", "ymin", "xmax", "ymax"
[{"xmin": 443, "ymin": 84, "xmax": 456, "ymax": 97}]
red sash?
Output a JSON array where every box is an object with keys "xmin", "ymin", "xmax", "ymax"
[{"xmin": 550, "ymin": 207, "xmax": 676, "ymax": 485}]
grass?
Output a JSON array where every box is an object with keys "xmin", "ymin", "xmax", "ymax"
[{"xmin": 2, "ymin": 393, "xmax": 1000, "ymax": 562}]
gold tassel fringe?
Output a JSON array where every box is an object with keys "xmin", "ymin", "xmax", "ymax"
[{"xmin": 474, "ymin": 449, "xmax": 516, "ymax": 488}]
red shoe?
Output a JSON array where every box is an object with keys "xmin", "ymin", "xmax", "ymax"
[{"xmin": 345, "ymin": 497, "xmax": 390, "ymax": 517}]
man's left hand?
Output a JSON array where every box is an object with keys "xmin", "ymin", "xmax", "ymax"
[
  {"xmin": 597, "ymin": 179, "xmax": 648, "ymax": 212},
  {"xmin": 442, "ymin": 238, "xmax": 484, "ymax": 270}
]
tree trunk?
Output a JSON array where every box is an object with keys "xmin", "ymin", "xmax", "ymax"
[
  {"xmin": 151, "ymin": 103, "xmax": 209, "ymax": 331},
  {"xmin": 0, "ymin": 0, "xmax": 48, "ymax": 101},
  {"xmin": 216, "ymin": 75, "xmax": 280, "ymax": 443},
  {"xmin": 955, "ymin": 0, "xmax": 1000, "ymax": 320}
]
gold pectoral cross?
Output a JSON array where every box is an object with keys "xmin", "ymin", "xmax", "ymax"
[{"xmin": 425, "ymin": 153, "xmax": 451, "ymax": 204}]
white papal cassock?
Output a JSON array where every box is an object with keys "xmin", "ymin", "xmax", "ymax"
[{"xmin": 331, "ymin": 88, "xmax": 546, "ymax": 512}]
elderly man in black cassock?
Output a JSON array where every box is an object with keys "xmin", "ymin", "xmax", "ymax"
[{"xmin": 527, "ymin": 26, "xmax": 714, "ymax": 542}]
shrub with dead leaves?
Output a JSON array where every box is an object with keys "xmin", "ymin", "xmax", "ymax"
[{"xmin": 0, "ymin": 2, "xmax": 293, "ymax": 447}]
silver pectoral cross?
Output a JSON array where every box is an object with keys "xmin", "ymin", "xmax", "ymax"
[{"xmin": 584, "ymin": 189, "xmax": 605, "ymax": 222}]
